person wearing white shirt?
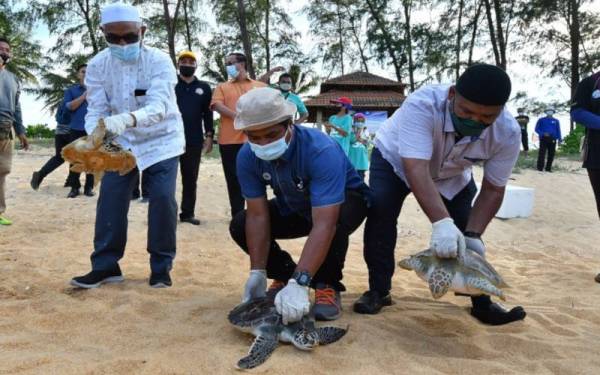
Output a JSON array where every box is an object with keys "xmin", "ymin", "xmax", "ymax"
[
  {"xmin": 353, "ymin": 64, "xmax": 527, "ymax": 326},
  {"xmin": 70, "ymin": 3, "xmax": 185, "ymax": 289}
]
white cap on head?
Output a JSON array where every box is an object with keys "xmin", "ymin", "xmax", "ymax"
[
  {"xmin": 101, "ymin": 2, "xmax": 142, "ymax": 26},
  {"xmin": 234, "ymin": 87, "xmax": 297, "ymax": 131}
]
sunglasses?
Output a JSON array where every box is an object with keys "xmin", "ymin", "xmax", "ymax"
[{"xmin": 105, "ymin": 32, "xmax": 140, "ymax": 44}]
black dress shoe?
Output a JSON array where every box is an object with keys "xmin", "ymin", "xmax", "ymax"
[
  {"xmin": 150, "ymin": 272, "xmax": 172, "ymax": 288},
  {"xmin": 70, "ymin": 267, "xmax": 124, "ymax": 289},
  {"xmin": 470, "ymin": 295, "xmax": 526, "ymax": 325},
  {"xmin": 180, "ymin": 216, "xmax": 201, "ymax": 225},
  {"xmin": 595, "ymin": 273, "xmax": 600, "ymax": 283},
  {"xmin": 353, "ymin": 290, "xmax": 392, "ymax": 315},
  {"xmin": 67, "ymin": 188, "xmax": 80, "ymax": 198},
  {"xmin": 31, "ymin": 171, "xmax": 42, "ymax": 190},
  {"xmin": 84, "ymin": 188, "xmax": 95, "ymax": 197}
]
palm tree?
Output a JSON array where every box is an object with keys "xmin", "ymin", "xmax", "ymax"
[{"xmin": 288, "ymin": 64, "xmax": 319, "ymax": 95}]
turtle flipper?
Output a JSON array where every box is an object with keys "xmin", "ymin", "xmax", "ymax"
[
  {"xmin": 236, "ymin": 334, "xmax": 278, "ymax": 370},
  {"xmin": 467, "ymin": 277, "xmax": 506, "ymax": 301},
  {"xmin": 316, "ymin": 326, "xmax": 348, "ymax": 345},
  {"xmin": 428, "ymin": 267, "xmax": 453, "ymax": 299}
]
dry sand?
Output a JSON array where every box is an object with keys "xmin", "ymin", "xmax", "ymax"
[{"xmin": 1, "ymin": 146, "xmax": 600, "ymax": 374}]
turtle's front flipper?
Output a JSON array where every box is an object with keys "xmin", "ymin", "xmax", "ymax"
[
  {"xmin": 316, "ymin": 326, "xmax": 348, "ymax": 345},
  {"xmin": 236, "ymin": 334, "xmax": 278, "ymax": 370},
  {"xmin": 428, "ymin": 267, "xmax": 453, "ymax": 299},
  {"xmin": 467, "ymin": 277, "xmax": 505, "ymax": 301}
]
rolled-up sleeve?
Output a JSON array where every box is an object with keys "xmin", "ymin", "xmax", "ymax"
[
  {"xmin": 131, "ymin": 53, "xmax": 178, "ymax": 127},
  {"xmin": 84, "ymin": 59, "xmax": 110, "ymax": 134},
  {"xmin": 396, "ymin": 95, "xmax": 435, "ymax": 160}
]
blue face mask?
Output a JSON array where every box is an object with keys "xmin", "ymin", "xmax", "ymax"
[
  {"xmin": 108, "ymin": 42, "xmax": 141, "ymax": 62},
  {"xmin": 227, "ymin": 65, "xmax": 239, "ymax": 79},
  {"xmin": 249, "ymin": 130, "xmax": 289, "ymax": 161}
]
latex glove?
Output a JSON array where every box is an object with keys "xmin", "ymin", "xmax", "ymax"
[
  {"xmin": 430, "ymin": 217, "xmax": 465, "ymax": 258},
  {"xmin": 104, "ymin": 113, "xmax": 135, "ymax": 136},
  {"xmin": 242, "ymin": 269, "xmax": 267, "ymax": 303},
  {"xmin": 275, "ymin": 279, "xmax": 310, "ymax": 324},
  {"xmin": 465, "ymin": 235, "xmax": 486, "ymax": 257}
]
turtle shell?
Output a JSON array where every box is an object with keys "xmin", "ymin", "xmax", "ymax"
[{"xmin": 228, "ymin": 297, "xmax": 281, "ymax": 328}]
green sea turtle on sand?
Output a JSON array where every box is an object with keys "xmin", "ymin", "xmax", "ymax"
[
  {"xmin": 398, "ymin": 248, "xmax": 508, "ymax": 300},
  {"xmin": 228, "ymin": 297, "xmax": 347, "ymax": 369}
]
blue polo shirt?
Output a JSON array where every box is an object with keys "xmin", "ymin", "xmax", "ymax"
[
  {"xmin": 535, "ymin": 116, "xmax": 562, "ymax": 141},
  {"xmin": 237, "ymin": 125, "xmax": 368, "ymax": 219},
  {"xmin": 63, "ymin": 84, "xmax": 87, "ymax": 131}
]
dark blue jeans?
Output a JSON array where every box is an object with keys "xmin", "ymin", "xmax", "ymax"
[
  {"xmin": 363, "ymin": 148, "xmax": 477, "ymax": 295},
  {"xmin": 91, "ymin": 156, "xmax": 179, "ymax": 273}
]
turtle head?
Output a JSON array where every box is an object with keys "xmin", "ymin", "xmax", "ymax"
[{"xmin": 398, "ymin": 250, "xmax": 433, "ymax": 273}]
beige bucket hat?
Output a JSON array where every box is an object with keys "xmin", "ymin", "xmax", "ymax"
[{"xmin": 234, "ymin": 87, "xmax": 297, "ymax": 131}]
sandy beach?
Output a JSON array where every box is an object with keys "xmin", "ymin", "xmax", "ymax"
[{"xmin": 1, "ymin": 145, "xmax": 600, "ymax": 374}]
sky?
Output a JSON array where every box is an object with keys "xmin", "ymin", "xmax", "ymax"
[{"xmin": 18, "ymin": 1, "xmax": 600, "ymax": 142}]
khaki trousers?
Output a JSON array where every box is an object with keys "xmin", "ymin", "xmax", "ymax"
[{"xmin": 0, "ymin": 136, "xmax": 13, "ymax": 215}]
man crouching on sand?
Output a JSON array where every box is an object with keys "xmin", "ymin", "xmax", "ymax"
[{"xmin": 70, "ymin": 2, "xmax": 185, "ymax": 289}]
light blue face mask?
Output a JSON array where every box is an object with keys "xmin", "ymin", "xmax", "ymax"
[
  {"xmin": 108, "ymin": 42, "xmax": 141, "ymax": 62},
  {"xmin": 227, "ymin": 65, "xmax": 239, "ymax": 79},
  {"xmin": 249, "ymin": 130, "xmax": 289, "ymax": 161}
]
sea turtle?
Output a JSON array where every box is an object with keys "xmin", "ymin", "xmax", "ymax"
[
  {"xmin": 228, "ymin": 297, "xmax": 348, "ymax": 370},
  {"xmin": 398, "ymin": 248, "xmax": 508, "ymax": 301},
  {"xmin": 61, "ymin": 119, "xmax": 136, "ymax": 186}
]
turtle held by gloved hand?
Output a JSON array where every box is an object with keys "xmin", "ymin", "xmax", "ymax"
[{"xmin": 61, "ymin": 119, "xmax": 136, "ymax": 185}]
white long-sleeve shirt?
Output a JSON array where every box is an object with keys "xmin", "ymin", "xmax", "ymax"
[{"xmin": 84, "ymin": 46, "xmax": 185, "ymax": 171}]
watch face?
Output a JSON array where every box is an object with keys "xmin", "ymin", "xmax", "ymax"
[{"xmin": 294, "ymin": 271, "xmax": 311, "ymax": 286}]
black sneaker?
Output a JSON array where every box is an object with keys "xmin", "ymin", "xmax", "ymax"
[
  {"xmin": 31, "ymin": 171, "xmax": 42, "ymax": 190},
  {"xmin": 84, "ymin": 188, "xmax": 95, "ymax": 197},
  {"xmin": 67, "ymin": 188, "xmax": 80, "ymax": 198},
  {"xmin": 180, "ymin": 216, "xmax": 201, "ymax": 225},
  {"xmin": 595, "ymin": 273, "xmax": 600, "ymax": 283},
  {"xmin": 149, "ymin": 272, "xmax": 172, "ymax": 288},
  {"xmin": 353, "ymin": 290, "xmax": 392, "ymax": 315},
  {"xmin": 70, "ymin": 268, "xmax": 124, "ymax": 289}
]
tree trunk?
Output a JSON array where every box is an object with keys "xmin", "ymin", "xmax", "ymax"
[
  {"xmin": 183, "ymin": 0, "xmax": 193, "ymax": 51},
  {"xmin": 483, "ymin": 0, "xmax": 500, "ymax": 67},
  {"xmin": 491, "ymin": 0, "xmax": 507, "ymax": 69},
  {"xmin": 265, "ymin": 0, "xmax": 271, "ymax": 73},
  {"xmin": 347, "ymin": 12, "xmax": 369, "ymax": 73},
  {"xmin": 236, "ymin": 0, "xmax": 256, "ymax": 78},
  {"xmin": 336, "ymin": 1, "xmax": 345, "ymax": 75},
  {"xmin": 455, "ymin": 0, "xmax": 464, "ymax": 81},
  {"xmin": 77, "ymin": 0, "xmax": 98, "ymax": 53},
  {"xmin": 403, "ymin": 0, "xmax": 415, "ymax": 91},
  {"xmin": 468, "ymin": 0, "xmax": 483, "ymax": 65},
  {"xmin": 364, "ymin": 0, "xmax": 402, "ymax": 81},
  {"xmin": 568, "ymin": 0, "xmax": 580, "ymax": 131}
]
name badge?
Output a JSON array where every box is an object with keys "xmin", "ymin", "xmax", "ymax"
[
  {"xmin": 592, "ymin": 90, "xmax": 600, "ymax": 99},
  {"xmin": 195, "ymin": 88, "xmax": 204, "ymax": 96},
  {"xmin": 262, "ymin": 172, "xmax": 271, "ymax": 181}
]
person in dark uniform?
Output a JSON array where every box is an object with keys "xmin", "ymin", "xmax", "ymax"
[
  {"xmin": 515, "ymin": 108, "xmax": 529, "ymax": 155},
  {"xmin": 175, "ymin": 51, "xmax": 214, "ymax": 225},
  {"xmin": 571, "ymin": 71, "xmax": 600, "ymax": 283}
]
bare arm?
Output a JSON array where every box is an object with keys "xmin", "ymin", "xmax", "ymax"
[
  {"xmin": 295, "ymin": 113, "xmax": 309, "ymax": 124},
  {"xmin": 213, "ymin": 102, "xmax": 237, "ymax": 120},
  {"xmin": 466, "ymin": 177, "xmax": 504, "ymax": 234},
  {"xmin": 295, "ymin": 205, "xmax": 340, "ymax": 275},
  {"xmin": 246, "ymin": 197, "xmax": 272, "ymax": 270},
  {"xmin": 402, "ymin": 158, "xmax": 449, "ymax": 223},
  {"xmin": 68, "ymin": 92, "xmax": 87, "ymax": 111},
  {"xmin": 257, "ymin": 66, "xmax": 285, "ymax": 83}
]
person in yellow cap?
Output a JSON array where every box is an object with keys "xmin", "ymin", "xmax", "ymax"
[
  {"xmin": 175, "ymin": 50, "xmax": 214, "ymax": 225},
  {"xmin": 229, "ymin": 87, "xmax": 369, "ymax": 322}
]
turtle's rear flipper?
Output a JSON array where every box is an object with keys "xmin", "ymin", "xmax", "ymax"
[
  {"xmin": 236, "ymin": 334, "xmax": 278, "ymax": 370},
  {"xmin": 316, "ymin": 326, "xmax": 348, "ymax": 345}
]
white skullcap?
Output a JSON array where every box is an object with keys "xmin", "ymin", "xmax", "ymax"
[{"xmin": 101, "ymin": 2, "xmax": 142, "ymax": 26}]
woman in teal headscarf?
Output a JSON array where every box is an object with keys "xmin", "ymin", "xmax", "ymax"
[
  {"xmin": 324, "ymin": 97, "xmax": 354, "ymax": 155},
  {"xmin": 348, "ymin": 113, "xmax": 370, "ymax": 180}
]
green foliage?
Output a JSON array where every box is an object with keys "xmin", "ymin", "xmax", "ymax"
[
  {"xmin": 26, "ymin": 123, "xmax": 55, "ymax": 139},
  {"xmin": 559, "ymin": 123, "xmax": 586, "ymax": 155}
]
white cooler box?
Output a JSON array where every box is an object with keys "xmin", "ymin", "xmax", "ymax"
[{"xmin": 474, "ymin": 184, "xmax": 534, "ymax": 219}]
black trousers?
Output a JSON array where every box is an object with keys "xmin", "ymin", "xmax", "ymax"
[
  {"xmin": 521, "ymin": 129, "xmax": 529, "ymax": 152},
  {"xmin": 179, "ymin": 145, "xmax": 202, "ymax": 219},
  {"xmin": 219, "ymin": 143, "xmax": 245, "ymax": 217},
  {"xmin": 66, "ymin": 129, "xmax": 94, "ymax": 190},
  {"xmin": 364, "ymin": 148, "xmax": 477, "ymax": 295},
  {"xmin": 132, "ymin": 170, "xmax": 149, "ymax": 199},
  {"xmin": 229, "ymin": 191, "xmax": 368, "ymax": 291},
  {"xmin": 537, "ymin": 136, "xmax": 556, "ymax": 171},
  {"xmin": 588, "ymin": 169, "xmax": 600, "ymax": 220},
  {"xmin": 38, "ymin": 133, "xmax": 70, "ymax": 180}
]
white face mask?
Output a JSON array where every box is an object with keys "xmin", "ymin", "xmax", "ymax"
[
  {"xmin": 280, "ymin": 83, "xmax": 292, "ymax": 92},
  {"xmin": 248, "ymin": 129, "xmax": 289, "ymax": 161}
]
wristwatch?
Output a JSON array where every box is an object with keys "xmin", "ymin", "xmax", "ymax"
[
  {"xmin": 463, "ymin": 231, "xmax": 481, "ymax": 238},
  {"xmin": 291, "ymin": 270, "xmax": 312, "ymax": 287}
]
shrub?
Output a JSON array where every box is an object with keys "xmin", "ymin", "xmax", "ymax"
[
  {"xmin": 26, "ymin": 123, "xmax": 55, "ymax": 139},
  {"xmin": 559, "ymin": 123, "xmax": 586, "ymax": 155}
]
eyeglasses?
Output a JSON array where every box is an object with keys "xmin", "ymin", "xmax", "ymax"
[{"xmin": 105, "ymin": 32, "xmax": 140, "ymax": 44}]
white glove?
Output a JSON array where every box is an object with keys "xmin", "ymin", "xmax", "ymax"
[
  {"xmin": 242, "ymin": 269, "xmax": 267, "ymax": 303},
  {"xmin": 430, "ymin": 217, "xmax": 465, "ymax": 258},
  {"xmin": 104, "ymin": 113, "xmax": 135, "ymax": 136},
  {"xmin": 465, "ymin": 235, "xmax": 486, "ymax": 257},
  {"xmin": 275, "ymin": 279, "xmax": 310, "ymax": 324}
]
